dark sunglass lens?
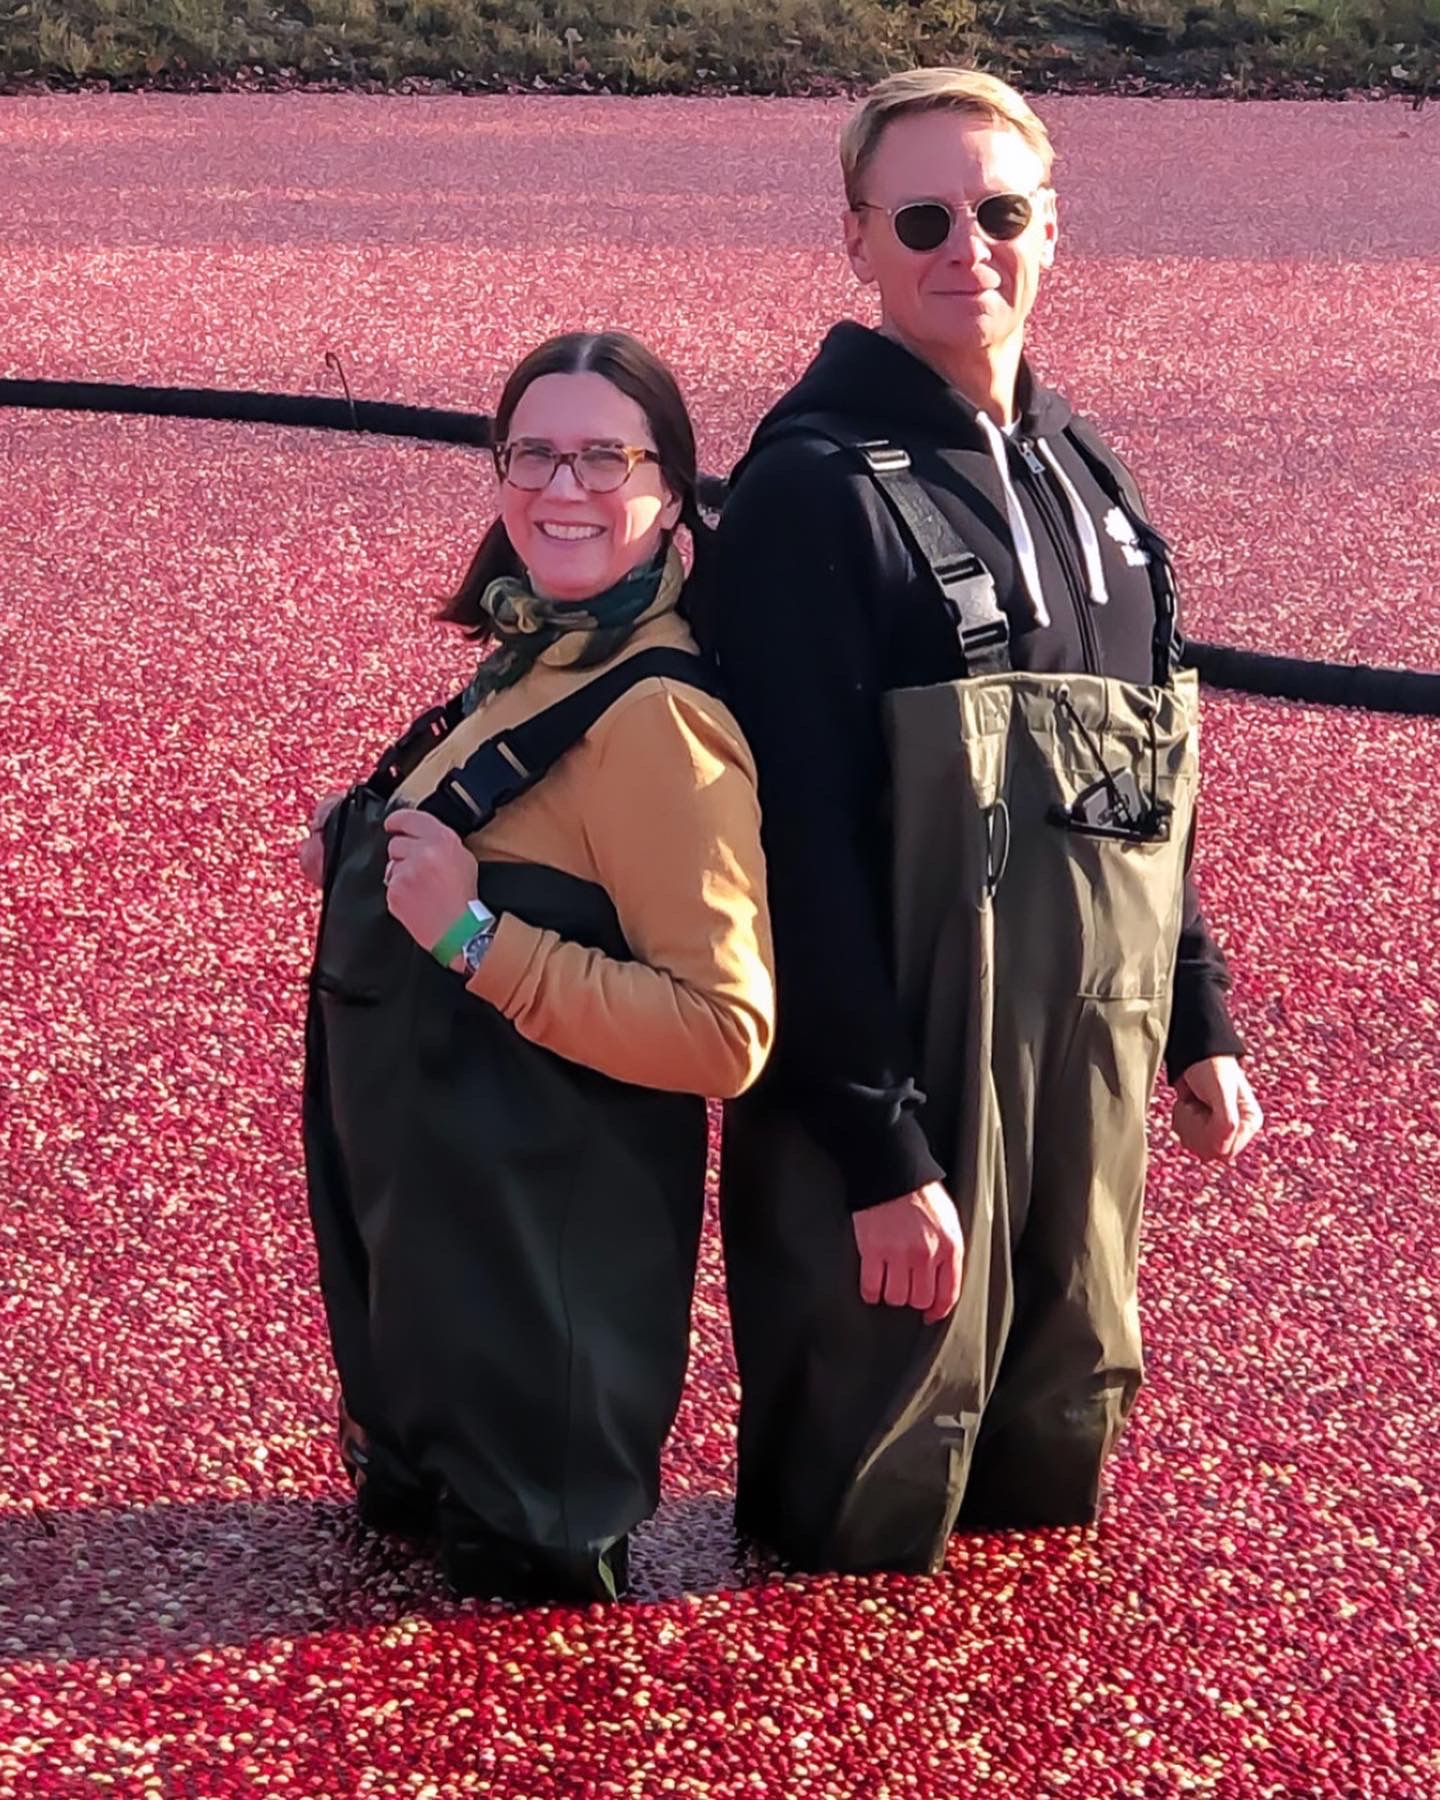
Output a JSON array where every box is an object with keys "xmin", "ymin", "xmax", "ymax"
[
  {"xmin": 975, "ymin": 193, "xmax": 1033, "ymax": 240},
  {"xmin": 893, "ymin": 202, "xmax": 952, "ymax": 252}
]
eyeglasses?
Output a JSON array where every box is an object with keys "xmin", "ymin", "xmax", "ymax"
[
  {"xmin": 855, "ymin": 190, "xmax": 1046, "ymax": 252},
  {"xmin": 495, "ymin": 440, "xmax": 661, "ymax": 494}
]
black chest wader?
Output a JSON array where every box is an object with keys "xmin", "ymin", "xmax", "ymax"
[
  {"xmin": 721, "ymin": 421, "xmax": 1199, "ymax": 1574},
  {"xmin": 302, "ymin": 650, "xmax": 721, "ymax": 1603}
]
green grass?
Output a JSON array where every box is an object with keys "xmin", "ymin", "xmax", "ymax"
[{"xmin": 1, "ymin": 0, "xmax": 1435, "ymax": 95}]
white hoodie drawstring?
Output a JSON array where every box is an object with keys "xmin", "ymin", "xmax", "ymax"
[
  {"xmin": 1035, "ymin": 438, "xmax": 1111, "ymax": 608},
  {"xmin": 975, "ymin": 412, "xmax": 1050, "ymax": 628}
]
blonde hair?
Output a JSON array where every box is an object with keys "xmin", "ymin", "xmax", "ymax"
[{"xmin": 840, "ymin": 68, "xmax": 1056, "ymax": 207}]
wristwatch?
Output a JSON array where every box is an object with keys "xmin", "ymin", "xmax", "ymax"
[
  {"xmin": 460, "ymin": 909, "xmax": 499, "ymax": 976},
  {"xmin": 431, "ymin": 898, "xmax": 499, "ymax": 974}
]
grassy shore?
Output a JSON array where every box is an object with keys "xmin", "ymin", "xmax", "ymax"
[{"xmin": 2, "ymin": 0, "xmax": 1435, "ymax": 98}]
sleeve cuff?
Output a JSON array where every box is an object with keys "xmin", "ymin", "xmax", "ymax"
[
  {"xmin": 465, "ymin": 911, "xmax": 539, "ymax": 1016},
  {"xmin": 1165, "ymin": 979, "xmax": 1245, "ymax": 1085},
  {"xmin": 792, "ymin": 1087, "xmax": 946, "ymax": 1213}
]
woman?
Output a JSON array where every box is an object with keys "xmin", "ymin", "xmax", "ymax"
[{"xmin": 298, "ymin": 332, "xmax": 774, "ymax": 1603}]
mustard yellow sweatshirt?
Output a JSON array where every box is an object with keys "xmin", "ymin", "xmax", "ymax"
[{"xmin": 395, "ymin": 555, "xmax": 775, "ymax": 1100}]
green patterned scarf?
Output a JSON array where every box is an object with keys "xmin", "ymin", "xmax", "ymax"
[{"xmin": 461, "ymin": 549, "xmax": 672, "ymax": 715}]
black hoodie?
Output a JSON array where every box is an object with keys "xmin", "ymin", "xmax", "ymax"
[{"xmin": 715, "ymin": 322, "xmax": 1242, "ymax": 1211}]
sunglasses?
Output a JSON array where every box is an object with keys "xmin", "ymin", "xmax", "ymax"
[
  {"xmin": 495, "ymin": 440, "xmax": 661, "ymax": 494},
  {"xmin": 855, "ymin": 190, "xmax": 1045, "ymax": 252}
]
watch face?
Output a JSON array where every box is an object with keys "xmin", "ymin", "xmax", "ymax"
[{"xmin": 463, "ymin": 928, "xmax": 494, "ymax": 975}]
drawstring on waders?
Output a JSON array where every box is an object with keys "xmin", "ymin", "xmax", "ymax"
[{"xmin": 984, "ymin": 799, "xmax": 1011, "ymax": 895}]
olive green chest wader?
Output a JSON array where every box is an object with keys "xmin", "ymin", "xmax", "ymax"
[
  {"xmin": 721, "ymin": 419, "xmax": 1200, "ymax": 1574},
  {"xmin": 303, "ymin": 650, "xmax": 720, "ymax": 1603}
]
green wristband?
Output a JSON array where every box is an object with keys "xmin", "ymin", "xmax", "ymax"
[{"xmin": 431, "ymin": 901, "xmax": 494, "ymax": 967}]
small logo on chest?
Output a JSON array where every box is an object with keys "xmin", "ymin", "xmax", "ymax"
[{"xmin": 1104, "ymin": 506, "xmax": 1152, "ymax": 568}]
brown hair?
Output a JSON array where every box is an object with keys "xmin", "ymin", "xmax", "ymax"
[
  {"xmin": 439, "ymin": 331, "xmax": 709, "ymax": 641},
  {"xmin": 840, "ymin": 68, "xmax": 1056, "ymax": 208}
]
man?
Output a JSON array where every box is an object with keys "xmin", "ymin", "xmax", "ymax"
[{"xmin": 715, "ymin": 68, "xmax": 1262, "ymax": 1574}]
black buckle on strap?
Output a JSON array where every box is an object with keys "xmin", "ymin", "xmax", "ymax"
[
  {"xmin": 958, "ymin": 617, "xmax": 1010, "ymax": 656},
  {"xmin": 935, "ymin": 553, "xmax": 1010, "ymax": 664},
  {"xmin": 366, "ymin": 703, "xmax": 456, "ymax": 796},
  {"xmin": 934, "ymin": 551, "xmax": 1001, "ymax": 615},
  {"xmin": 426, "ymin": 738, "xmax": 532, "ymax": 833},
  {"xmin": 933, "ymin": 552, "xmax": 985, "ymax": 588},
  {"xmin": 858, "ymin": 441, "xmax": 911, "ymax": 475}
]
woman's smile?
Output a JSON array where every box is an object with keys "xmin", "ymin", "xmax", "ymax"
[{"xmin": 535, "ymin": 520, "xmax": 607, "ymax": 541}]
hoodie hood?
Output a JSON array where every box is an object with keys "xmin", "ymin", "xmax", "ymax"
[
  {"xmin": 745, "ymin": 322, "xmax": 1074, "ymax": 469},
  {"xmin": 742, "ymin": 323, "xmax": 1096, "ymax": 624}
]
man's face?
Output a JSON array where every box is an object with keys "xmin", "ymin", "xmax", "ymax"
[{"xmin": 843, "ymin": 112, "xmax": 1057, "ymax": 365}]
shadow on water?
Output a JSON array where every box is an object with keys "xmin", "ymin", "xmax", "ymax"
[{"xmin": 1, "ymin": 1490, "xmax": 770, "ymax": 1665}]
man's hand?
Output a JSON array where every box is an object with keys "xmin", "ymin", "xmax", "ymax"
[
  {"xmin": 1172, "ymin": 1056, "xmax": 1263, "ymax": 1162},
  {"xmin": 382, "ymin": 808, "xmax": 478, "ymax": 952},
  {"xmin": 298, "ymin": 788, "xmax": 348, "ymax": 890},
  {"xmin": 852, "ymin": 1181, "xmax": 965, "ymax": 1326}
]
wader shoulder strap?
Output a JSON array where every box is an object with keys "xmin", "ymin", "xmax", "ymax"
[
  {"xmin": 364, "ymin": 691, "xmax": 469, "ymax": 799},
  {"xmin": 413, "ymin": 648, "xmax": 724, "ymax": 838},
  {"xmin": 1063, "ymin": 416, "xmax": 1182, "ymax": 687},
  {"xmin": 765, "ymin": 412, "xmax": 1011, "ymax": 678}
]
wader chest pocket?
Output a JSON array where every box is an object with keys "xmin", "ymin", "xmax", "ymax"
[
  {"xmin": 1066, "ymin": 839, "xmax": 1186, "ymax": 1001},
  {"xmin": 1033, "ymin": 686, "xmax": 1196, "ymax": 1005}
]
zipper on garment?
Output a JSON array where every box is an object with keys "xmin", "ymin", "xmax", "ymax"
[{"xmin": 1012, "ymin": 436, "xmax": 1099, "ymax": 675}]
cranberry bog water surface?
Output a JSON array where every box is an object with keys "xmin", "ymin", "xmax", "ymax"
[{"xmin": 1, "ymin": 96, "xmax": 1437, "ymax": 1799}]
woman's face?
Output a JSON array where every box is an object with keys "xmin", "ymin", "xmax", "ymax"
[{"xmin": 498, "ymin": 371, "xmax": 682, "ymax": 602}]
